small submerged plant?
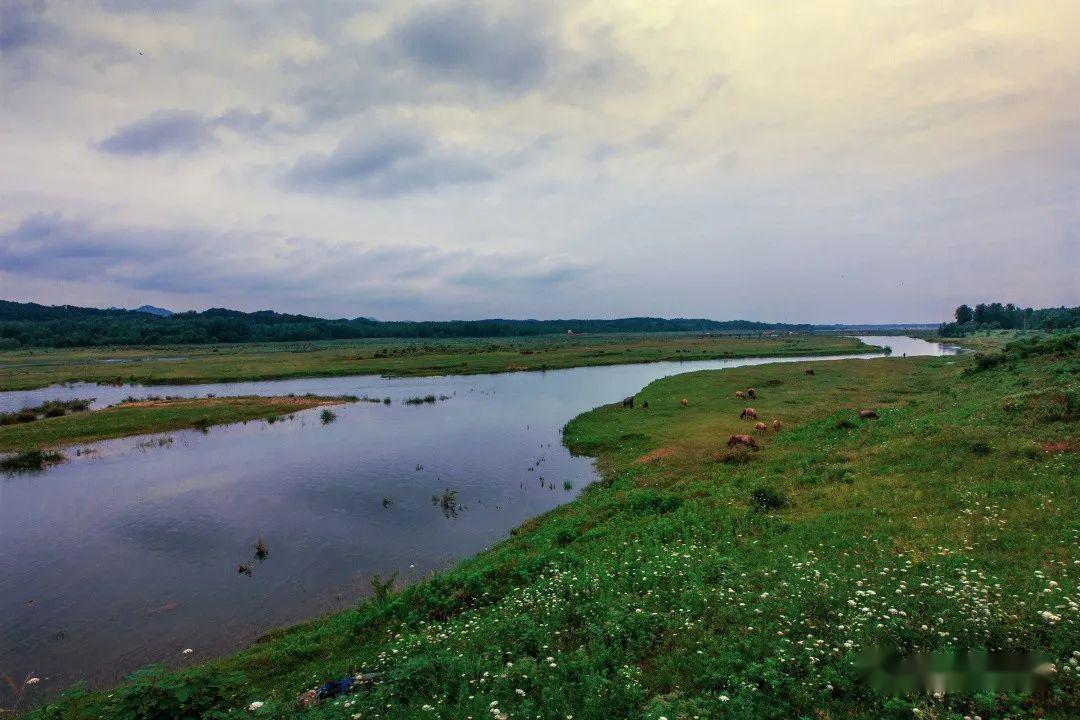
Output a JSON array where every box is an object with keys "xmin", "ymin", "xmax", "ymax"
[
  {"xmin": 320, "ymin": 409, "xmax": 337, "ymax": 424},
  {"xmin": 432, "ymin": 488, "xmax": 464, "ymax": 518}
]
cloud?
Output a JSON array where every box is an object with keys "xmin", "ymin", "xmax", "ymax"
[
  {"xmin": 0, "ymin": 0, "xmax": 53, "ymax": 52},
  {"xmin": 283, "ymin": 124, "xmax": 492, "ymax": 196},
  {"xmin": 387, "ymin": 1, "xmax": 550, "ymax": 92},
  {"xmin": 0, "ymin": 212, "xmax": 595, "ymax": 316},
  {"xmin": 97, "ymin": 108, "xmax": 272, "ymax": 155}
]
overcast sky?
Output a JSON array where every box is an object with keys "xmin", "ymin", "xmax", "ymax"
[{"xmin": 1, "ymin": 1, "xmax": 1077, "ymax": 323}]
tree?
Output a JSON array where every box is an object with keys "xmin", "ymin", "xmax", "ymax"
[{"xmin": 954, "ymin": 304, "xmax": 973, "ymax": 325}]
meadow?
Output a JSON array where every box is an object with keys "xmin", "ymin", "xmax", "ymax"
[
  {"xmin": 16, "ymin": 334, "xmax": 1078, "ymax": 719},
  {"xmin": 0, "ymin": 395, "xmax": 355, "ymax": 453},
  {"xmin": 0, "ymin": 333, "xmax": 871, "ymax": 391}
]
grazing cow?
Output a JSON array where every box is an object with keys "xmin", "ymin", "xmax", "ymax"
[
  {"xmin": 681, "ymin": 398, "xmax": 689, "ymax": 407},
  {"xmin": 755, "ymin": 421, "xmax": 767, "ymax": 434},
  {"xmin": 735, "ymin": 390, "xmax": 745, "ymax": 399},
  {"xmin": 859, "ymin": 409, "xmax": 879, "ymax": 420},
  {"xmin": 740, "ymin": 407, "xmax": 758, "ymax": 420},
  {"xmin": 622, "ymin": 396, "xmax": 634, "ymax": 408},
  {"xmin": 772, "ymin": 419, "xmax": 783, "ymax": 432},
  {"xmin": 747, "ymin": 388, "xmax": 757, "ymax": 399},
  {"xmin": 726, "ymin": 434, "xmax": 760, "ymax": 450},
  {"xmin": 805, "ymin": 369, "xmax": 815, "ymax": 376}
]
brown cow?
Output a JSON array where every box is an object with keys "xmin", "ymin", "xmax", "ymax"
[
  {"xmin": 805, "ymin": 368, "xmax": 815, "ymax": 376},
  {"xmin": 747, "ymin": 388, "xmax": 757, "ymax": 399},
  {"xmin": 681, "ymin": 398, "xmax": 689, "ymax": 407},
  {"xmin": 735, "ymin": 390, "xmax": 745, "ymax": 399},
  {"xmin": 859, "ymin": 409, "xmax": 879, "ymax": 420},
  {"xmin": 754, "ymin": 421, "xmax": 767, "ymax": 434},
  {"xmin": 622, "ymin": 396, "xmax": 634, "ymax": 408},
  {"xmin": 726, "ymin": 434, "xmax": 760, "ymax": 450},
  {"xmin": 740, "ymin": 407, "xmax": 758, "ymax": 420},
  {"xmin": 772, "ymin": 419, "xmax": 783, "ymax": 432}
]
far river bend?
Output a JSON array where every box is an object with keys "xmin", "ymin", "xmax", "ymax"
[{"xmin": 0, "ymin": 336, "xmax": 957, "ymax": 703}]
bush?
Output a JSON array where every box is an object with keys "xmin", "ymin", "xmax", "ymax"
[
  {"xmin": 109, "ymin": 665, "xmax": 244, "ymax": 720},
  {"xmin": 751, "ymin": 487, "xmax": 787, "ymax": 512},
  {"xmin": 970, "ymin": 441, "xmax": 992, "ymax": 455},
  {"xmin": 1, "ymin": 449, "xmax": 65, "ymax": 473},
  {"xmin": 628, "ymin": 491, "xmax": 683, "ymax": 516}
]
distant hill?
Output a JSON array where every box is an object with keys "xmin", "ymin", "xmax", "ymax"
[
  {"xmin": 134, "ymin": 305, "xmax": 173, "ymax": 317},
  {"xmin": 0, "ymin": 298, "xmax": 824, "ymax": 348}
]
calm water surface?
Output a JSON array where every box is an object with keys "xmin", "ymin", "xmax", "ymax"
[{"xmin": 0, "ymin": 337, "xmax": 956, "ymax": 702}]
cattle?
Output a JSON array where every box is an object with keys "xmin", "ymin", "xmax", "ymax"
[
  {"xmin": 859, "ymin": 409, "xmax": 879, "ymax": 420},
  {"xmin": 740, "ymin": 407, "xmax": 758, "ymax": 420},
  {"xmin": 805, "ymin": 368, "xmax": 815, "ymax": 376},
  {"xmin": 622, "ymin": 396, "xmax": 634, "ymax": 408},
  {"xmin": 772, "ymin": 419, "xmax": 783, "ymax": 432},
  {"xmin": 747, "ymin": 388, "xmax": 757, "ymax": 399},
  {"xmin": 735, "ymin": 390, "xmax": 745, "ymax": 399},
  {"xmin": 726, "ymin": 434, "xmax": 760, "ymax": 450},
  {"xmin": 755, "ymin": 421, "xmax": 768, "ymax": 434},
  {"xmin": 681, "ymin": 398, "xmax": 689, "ymax": 407}
]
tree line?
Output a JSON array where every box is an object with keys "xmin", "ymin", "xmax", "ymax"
[
  {"xmin": 937, "ymin": 302, "xmax": 1080, "ymax": 337},
  {"xmin": 0, "ymin": 300, "xmax": 815, "ymax": 348}
]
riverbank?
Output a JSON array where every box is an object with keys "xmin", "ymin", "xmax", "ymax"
[
  {"xmin": 0, "ymin": 334, "xmax": 872, "ymax": 391},
  {"xmin": 0, "ymin": 395, "xmax": 355, "ymax": 452},
  {"xmin": 19, "ymin": 334, "xmax": 1078, "ymax": 719}
]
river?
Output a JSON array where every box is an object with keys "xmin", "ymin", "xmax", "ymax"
[{"xmin": 0, "ymin": 336, "xmax": 957, "ymax": 702}]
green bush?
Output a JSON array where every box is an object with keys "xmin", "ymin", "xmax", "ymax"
[{"xmin": 109, "ymin": 665, "xmax": 244, "ymax": 720}]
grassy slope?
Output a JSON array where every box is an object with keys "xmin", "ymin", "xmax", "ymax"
[
  {"xmin": 0, "ymin": 334, "xmax": 871, "ymax": 391},
  {"xmin": 0, "ymin": 396, "xmax": 352, "ymax": 452},
  {"xmin": 24, "ymin": 348, "xmax": 1079, "ymax": 720}
]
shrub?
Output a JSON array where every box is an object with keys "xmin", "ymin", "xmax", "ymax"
[
  {"xmin": 1, "ymin": 449, "xmax": 65, "ymax": 472},
  {"xmin": 970, "ymin": 441, "xmax": 992, "ymax": 455},
  {"xmin": 320, "ymin": 408, "xmax": 337, "ymax": 424},
  {"xmin": 751, "ymin": 487, "xmax": 787, "ymax": 512},
  {"xmin": 109, "ymin": 665, "xmax": 244, "ymax": 720},
  {"xmin": 628, "ymin": 491, "xmax": 683, "ymax": 516}
]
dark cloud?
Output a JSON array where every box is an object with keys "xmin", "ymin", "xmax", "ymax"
[
  {"xmin": 97, "ymin": 108, "xmax": 272, "ymax": 155},
  {"xmin": 0, "ymin": 212, "xmax": 593, "ymax": 314},
  {"xmin": 0, "ymin": 0, "xmax": 53, "ymax": 52},
  {"xmin": 388, "ymin": 1, "xmax": 550, "ymax": 92},
  {"xmin": 98, "ymin": 110, "xmax": 216, "ymax": 155},
  {"xmin": 283, "ymin": 125, "xmax": 492, "ymax": 196}
]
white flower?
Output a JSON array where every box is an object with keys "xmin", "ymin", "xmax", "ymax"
[
  {"xmin": 719, "ymin": 694, "xmax": 729, "ymax": 701},
  {"xmin": 181, "ymin": 648, "xmax": 193, "ymax": 655},
  {"xmin": 26, "ymin": 677, "xmax": 40, "ymax": 685},
  {"xmin": 515, "ymin": 688, "xmax": 526, "ymax": 696},
  {"xmin": 247, "ymin": 701, "xmax": 264, "ymax": 711}
]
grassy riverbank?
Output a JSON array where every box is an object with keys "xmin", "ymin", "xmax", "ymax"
[
  {"xmin": 0, "ymin": 334, "xmax": 872, "ymax": 391},
  {"xmin": 0, "ymin": 395, "xmax": 355, "ymax": 453},
  {"xmin": 17, "ymin": 336, "xmax": 1079, "ymax": 719}
]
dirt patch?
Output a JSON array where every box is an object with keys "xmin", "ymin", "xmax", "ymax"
[
  {"xmin": 636, "ymin": 446, "xmax": 678, "ymax": 464},
  {"xmin": 1041, "ymin": 440, "xmax": 1079, "ymax": 454}
]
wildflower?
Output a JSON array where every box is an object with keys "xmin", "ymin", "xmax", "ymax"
[
  {"xmin": 247, "ymin": 701, "xmax": 264, "ymax": 711},
  {"xmin": 719, "ymin": 694, "xmax": 729, "ymax": 701},
  {"xmin": 26, "ymin": 677, "xmax": 40, "ymax": 685},
  {"xmin": 515, "ymin": 688, "xmax": 526, "ymax": 696},
  {"xmin": 181, "ymin": 648, "xmax": 193, "ymax": 655}
]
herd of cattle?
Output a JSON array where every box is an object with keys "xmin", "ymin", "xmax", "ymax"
[{"xmin": 620, "ymin": 367, "xmax": 880, "ymax": 453}]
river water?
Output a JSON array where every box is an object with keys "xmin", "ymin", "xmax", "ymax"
[{"xmin": 0, "ymin": 336, "xmax": 956, "ymax": 702}]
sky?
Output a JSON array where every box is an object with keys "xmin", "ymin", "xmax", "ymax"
[{"xmin": 1, "ymin": 1, "xmax": 1078, "ymax": 323}]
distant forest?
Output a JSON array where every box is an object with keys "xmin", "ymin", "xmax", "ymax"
[
  {"xmin": 0, "ymin": 300, "xmax": 819, "ymax": 348},
  {"xmin": 937, "ymin": 302, "xmax": 1080, "ymax": 336}
]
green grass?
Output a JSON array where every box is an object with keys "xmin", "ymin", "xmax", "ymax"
[
  {"xmin": 0, "ymin": 333, "xmax": 873, "ymax": 391},
  {"xmin": 0, "ymin": 395, "xmax": 355, "ymax": 452},
  {"xmin": 19, "ymin": 340, "xmax": 1079, "ymax": 719}
]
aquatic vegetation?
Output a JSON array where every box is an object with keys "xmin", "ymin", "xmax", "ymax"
[
  {"xmin": 0, "ymin": 398, "xmax": 93, "ymax": 425},
  {"xmin": 0, "ymin": 449, "xmax": 65, "ymax": 472},
  {"xmin": 320, "ymin": 409, "xmax": 337, "ymax": 424},
  {"xmin": 432, "ymin": 487, "xmax": 464, "ymax": 517}
]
